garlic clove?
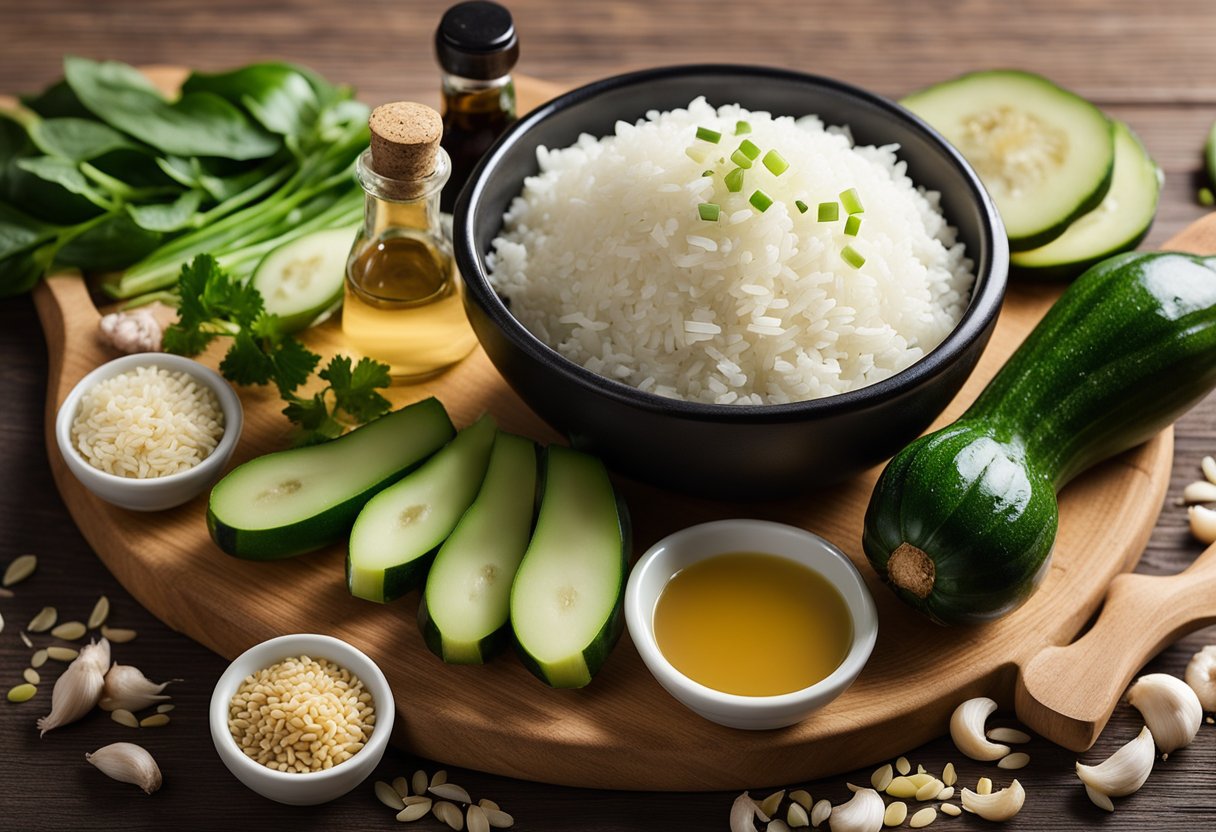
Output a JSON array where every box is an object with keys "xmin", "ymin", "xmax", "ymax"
[
  {"xmin": 99, "ymin": 308, "xmax": 164, "ymax": 355},
  {"xmin": 1184, "ymin": 644, "xmax": 1216, "ymax": 711},
  {"xmin": 811, "ymin": 799, "xmax": 832, "ymax": 828},
  {"xmin": 1127, "ymin": 673, "xmax": 1203, "ymax": 753},
  {"xmin": 85, "ymin": 742, "xmax": 162, "ymax": 794},
  {"xmin": 1183, "ymin": 481, "xmax": 1216, "ymax": 504},
  {"xmin": 960, "ymin": 779, "xmax": 1025, "ymax": 821},
  {"xmin": 1085, "ymin": 785, "xmax": 1115, "ymax": 812},
  {"xmin": 1075, "ymin": 725, "xmax": 1155, "ymax": 797},
  {"xmin": 1190, "ymin": 505, "xmax": 1216, "ymax": 545},
  {"xmin": 731, "ymin": 792, "xmax": 770, "ymax": 832},
  {"xmin": 828, "ymin": 787, "xmax": 883, "ymax": 832},
  {"xmin": 98, "ymin": 664, "xmax": 176, "ymax": 713},
  {"xmin": 1203, "ymin": 455, "xmax": 1216, "ymax": 486},
  {"xmin": 949, "ymin": 697, "xmax": 1011, "ymax": 761},
  {"xmin": 36, "ymin": 639, "xmax": 108, "ymax": 736}
]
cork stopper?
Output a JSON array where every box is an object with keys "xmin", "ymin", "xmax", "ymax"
[{"xmin": 368, "ymin": 102, "xmax": 443, "ymax": 182}]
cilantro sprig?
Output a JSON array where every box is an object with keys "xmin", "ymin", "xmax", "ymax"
[{"xmin": 163, "ymin": 254, "xmax": 391, "ymax": 444}]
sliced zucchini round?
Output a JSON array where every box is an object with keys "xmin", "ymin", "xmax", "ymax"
[
  {"xmin": 252, "ymin": 227, "xmax": 354, "ymax": 332},
  {"xmin": 1011, "ymin": 122, "xmax": 1161, "ymax": 280},
  {"xmin": 902, "ymin": 70, "xmax": 1115, "ymax": 251}
]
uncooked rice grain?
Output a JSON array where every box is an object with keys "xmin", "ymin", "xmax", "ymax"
[
  {"xmin": 71, "ymin": 365, "xmax": 224, "ymax": 478},
  {"xmin": 489, "ymin": 98, "xmax": 974, "ymax": 405},
  {"xmin": 228, "ymin": 655, "xmax": 374, "ymax": 773}
]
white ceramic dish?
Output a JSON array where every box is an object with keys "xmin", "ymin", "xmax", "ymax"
[
  {"xmin": 54, "ymin": 352, "xmax": 242, "ymax": 511},
  {"xmin": 625, "ymin": 519, "xmax": 879, "ymax": 730},
  {"xmin": 209, "ymin": 633, "xmax": 394, "ymax": 806}
]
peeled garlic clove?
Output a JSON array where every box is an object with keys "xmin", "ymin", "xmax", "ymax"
[
  {"xmin": 1184, "ymin": 644, "xmax": 1216, "ymax": 711},
  {"xmin": 85, "ymin": 742, "xmax": 162, "ymax": 794},
  {"xmin": 960, "ymin": 779, "xmax": 1025, "ymax": 821},
  {"xmin": 949, "ymin": 697, "xmax": 1011, "ymax": 761},
  {"xmin": 828, "ymin": 787, "xmax": 883, "ymax": 832},
  {"xmin": 1190, "ymin": 505, "xmax": 1216, "ymax": 544},
  {"xmin": 1085, "ymin": 785, "xmax": 1114, "ymax": 812},
  {"xmin": 1075, "ymin": 725, "xmax": 1155, "ymax": 797},
  {"xmin": 1203, "ymin": 455, "xmax": 1216, "ymax": 485},
  {"xmin": 1127, "ymin": 673, "xmax": 1203, "ymax": 753},
  {"xmin": 98, "ymin": 663, "xmax": 176, "ymax": 713},
  {"xmin": 1183, "ymin": 481, "xmax": 1216, "ymax": 504},
  {"xmin": 731, "ymin": 792, "xmax": 770, "ymax": 832},
  {"xmin": 36, "ymin": 640, "xmax": 107, "ymax": 736}
]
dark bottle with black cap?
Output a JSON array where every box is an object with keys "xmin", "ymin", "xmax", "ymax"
[{"xmin": 434, "ymin": 1, "xmax": 520, "ymax": 213}]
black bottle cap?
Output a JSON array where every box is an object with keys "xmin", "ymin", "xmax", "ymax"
[{"xmin": 435, "ymin": 1, "xmax": 520, "ymax": 81}]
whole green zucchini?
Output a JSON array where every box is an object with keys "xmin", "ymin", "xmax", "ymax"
[{"xmin": 863, "ymin": 252, "xmax": 1216, "ymax": 625}]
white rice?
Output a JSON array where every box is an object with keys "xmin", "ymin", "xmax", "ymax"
[
  {"xmin": 71, "ymin": 365, "xmax": 224, "ymax": 478},
  {"xmin": 487, "ymin": 97, "xmax": 976, "ymax": 405}
]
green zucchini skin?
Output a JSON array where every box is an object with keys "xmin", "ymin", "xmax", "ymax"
[{"xmin": 864, "ymin": 252, "xmax": 1216, "ymax": 624}]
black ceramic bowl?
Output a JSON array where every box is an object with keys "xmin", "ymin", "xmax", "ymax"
[{"xmin": 454, "ymin": 65, "xmax": 1007, "ymax": 499}]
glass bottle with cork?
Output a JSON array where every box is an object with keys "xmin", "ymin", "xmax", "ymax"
[
  {"xmin": 342, "ymin": 102, "xmax": 477, "ymax": 379},
  {"xmin": 435, "ymin": 0, "xmax": 520, "ymax": 214}
]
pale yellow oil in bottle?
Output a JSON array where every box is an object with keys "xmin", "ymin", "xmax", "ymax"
[
  {"xmin": 653, "ymin": 552, "xmax": 853, "ymax": 697},
  {"xmin": 342, "ymin": 234, "xmax": 478, "ymax": 379}
]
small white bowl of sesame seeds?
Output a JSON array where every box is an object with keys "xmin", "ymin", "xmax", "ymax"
[{"xmin": 209, "ymin": 633, "xmax": 394, "ymax": 805}]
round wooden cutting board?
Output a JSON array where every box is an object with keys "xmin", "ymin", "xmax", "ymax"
[{"xmin": 27, "ymin": 72, "xmax": 1216, "ymax": 792}]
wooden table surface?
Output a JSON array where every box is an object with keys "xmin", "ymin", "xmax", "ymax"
[{"xmin": 2, "ymin": 1, "xmax": 1215, "ymax": 829}]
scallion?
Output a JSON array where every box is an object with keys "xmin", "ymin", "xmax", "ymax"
[
  {"xmin": 739, "ymin": 139, "xmax": 761, "ymax": 161},
  {"xmin": 735, "ymin": 120, "xmax": 752, "ymax": 135},
  {"xmin": 795, "ymin": 200, "xmax": 809, "ymax": 214},
  {"xmin": 698, "ymin": 202, "xmax": 721, "ymax": 222},
  {"xmin": 817, "ymin": 201, "xmax": 839, "ymax": 222},
  {"xmin": 725, "ymin": 167, "xmax": 746, "ymax": 192},
  {"xmin": 696, "ymin": 126, "xmax": 723, "ymax": 144},
  {"xmin": 840, "ymin": 187, "xmax": 864, "ymax": 214},
  {"xmin": 730, "ymin": 149, "xmax": 753, "ymax": 169},
  {"xmin": 841, "ymin": 245, "xmax": 866, "ymax": 269},
  {"xmin": 844, "ymin": 215, "xmax": 862, "ymax": 236},
  {"xmin": 749, "ymin": 190, "xmax": 773, "ymax": 213},
  {"xmin": 702, "ymin": 170, "xmax": 715, "ymax": 177},
  {"xmin": 762, "ymin": 150, "xmax": 789, "ymax": 176}
]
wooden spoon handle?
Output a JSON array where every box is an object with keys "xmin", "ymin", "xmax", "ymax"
[{"xmin": 1015, "ymin": 541, "xmax": 1216, "ymax": 751}]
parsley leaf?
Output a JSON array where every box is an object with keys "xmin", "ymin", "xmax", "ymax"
[{"xmin": 163, "ymin": 254, "xmax": 391, "ymax": 443}]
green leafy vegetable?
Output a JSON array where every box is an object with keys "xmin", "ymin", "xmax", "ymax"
[
  {"xmin": 29, "ymin": 117, "xmax": 137, "ymax": 162},
  {"xmin": 164, "ymin": 254, "xmax": 391, "ymax": 444}
]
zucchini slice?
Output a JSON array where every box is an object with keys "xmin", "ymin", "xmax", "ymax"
[
  {"xmin": 252, "ymin": 227, "xmax": 353, "ymax": 332},
  {"xmin": 510, "ymin": 446, "xmax": 629, "ymax": 688},
  {"xmin": 902, "ymin": 70, "xmax": 1114, "ymax": 251},
  {"xmin": 207, "ymin": 398, "xmax": 454, "ymax": 560},
  {"xmin": 1011, "ymin": 122, "xmax": 1161, "ymax": 280},
  {"xmin": 418, "ymin": 432, "xmax": 538, "ymax": 664},
  {"xmin": 347, "ymin": 413, "xmax": 497, "ymax": 603}
]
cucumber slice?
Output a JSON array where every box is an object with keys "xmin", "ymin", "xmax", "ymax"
[
  {"xmin": 418, "ymin": 433, "xmax": 538, "ymax": 664},
  {"xmin": 1011, "ymin": 122, "xmax": 1161, "ymax": 280},
  {"xmin": 510, "ymin": 446, "xmax": 629, "ymax": 688},
  {"xmin": 347, "ymin": 413, "xmax": 497, "ymax": 603},
  {"xmin": 208, "ymin": 398, "xmax": 454, "ymax": 560},
  {"xmin": 251, "ymin": 227, "xmax": 354, "ymax": 332},
  {"xmin": 902, "ymin": 70, "xmax": 1115, "ymax": 251}
]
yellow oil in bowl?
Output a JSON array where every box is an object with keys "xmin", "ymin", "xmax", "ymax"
[{"xmin": 652, "ymin": 552, "xmax": 853, "ymax": 697}]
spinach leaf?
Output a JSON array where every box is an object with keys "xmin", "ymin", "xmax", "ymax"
[
  {"xmin": 156, "ymin": 155, "xmax": 201, "ymax": 189},
  {"xmin": 21, "ymin": 79, "xmax": 92, "ymax": 120},
  {"xmin": 183, "ymin": 63, "xmax": 320, "ymax": 138},
  {"xmin": 0, "ymin": 112, "xmax": 30, "ymax": 168},
  {"xmin": 91, "ymin": 147, "xmax": 180, "ymax": 190},
  {"xmin": 30, "ymin": 117, "xmax": 138, "ymax": 162},
  {"xmin": 0, "ymin": 239, "xmax": 57, "ymax": 299},
  {"xmin": 15, "ymin": 156, "xmax": 113, "ymax": 210},
  {"xmin": 6, "ymin": 157, "xmax": 110, "ymax": 223},
  {"xmin": 0, "ymin": 203, "xmax": 56, "ymax": 260},
  {"xmin": 56, "ymin": 212, "xmax": 161, "ymax": 271},
  {"xmin": 127, "ymin": 189, "xmax": 205, "ymax": 232},
  {"xmin": 65, "ymin": 57, "xmax": 281, "ymax": 160}
]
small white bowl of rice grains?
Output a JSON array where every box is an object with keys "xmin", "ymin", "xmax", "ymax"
[
  {"xmin": 54, "ymin": 352, "xmax": 242, "ymax": 511},
  {"xmin": 209, "ymin": 633, "xmax": 394, "ymax": 805}
]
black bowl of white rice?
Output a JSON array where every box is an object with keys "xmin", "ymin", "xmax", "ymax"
[{"xmin": 454, "ymin": 64, "xmax": 1007, "ymax": 498}]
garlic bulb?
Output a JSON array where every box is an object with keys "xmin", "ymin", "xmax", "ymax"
[
  {"xmin": 1127, "ymin": 673, "xmax": 1202, "ymax": 753},
  {"xmin": 730, "ymin": 792, "xmax": 771, "ymax": 832},
  {"xmin": 949, "ymin": 697, "xmax": 1011, "ymax": 761},
  {"xmin": 36, "ymin": 638, "xmax": 109, "ymax": 736},
  {"xmin": 1190, "ymin": 505, "xmax": 1216, "ymax": 544},
  {"xmin": 85, "ymin": 742, "xmax": 162, "ymax": 794},
  {"xmin": 828, "ymin": 787, "xmax": 883, "ymax": 832},
  {"xmin": 961, "ymin": 779, "xmax": 1025, "ymax": 821},
  {"xmin": 1075, "ymin": 725, "xmax": 1154, "ymax": 797},
  {"xmin": 99, "ymin": 308, "xmax": 163, "ymax": 354},
  {"xmin": 98, "ymin": 664, "xmax": 175, "ymax": 712},
  {"xmin": 1184, "ymin": 645, "xmax": 1216, "ymax": 711}
]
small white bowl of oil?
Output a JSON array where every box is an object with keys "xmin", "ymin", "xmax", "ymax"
[{"xmin": 624, "ymin": 519, "xmax": 878, "ymax": 730}]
